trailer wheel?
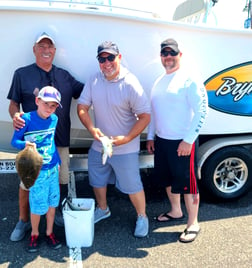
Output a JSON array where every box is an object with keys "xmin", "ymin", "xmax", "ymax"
[{"xmin": 201, "ymin": 146, "xmax": 252, "ymax": 199}]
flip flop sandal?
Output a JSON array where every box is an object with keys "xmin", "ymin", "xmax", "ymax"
[
  {"xmin": 179, "ymin": 228, "xmax": 201, "ymax": 243},
  {"xmin": 154, "ymin": 212, "xmax": 185, "ymax": 222}
]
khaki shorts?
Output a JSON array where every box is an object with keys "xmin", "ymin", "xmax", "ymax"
[{"xmin": 57, "ymin": 147, "xmax": 70, "ymax": 185}]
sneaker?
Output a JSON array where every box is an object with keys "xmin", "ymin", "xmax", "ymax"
[
  {"xmin": 10, "ymin": 220, "xmax": 31, "ymax": 242},
  {"xmin": 134, "ymin": 215, "xmax": 149, "ymax": 238},
  {"xmin": 46, "ymin": 233, "xmax": 62, "ymax": 250},
  {"xmin": 94, "ymin": 206, "xmax": 111, "ymax": 224},
  {"xmin": 54, "ymin": 208, "xmax": 64, "ymax": 227},
  {"xmin": 27, "ymin": 235, "xmax": 39, "ymax": 253}
]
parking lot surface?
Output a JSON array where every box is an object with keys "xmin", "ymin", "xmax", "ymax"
[{"xmin": 0, "ymin": 170, "xmax": 252, "ymax": 268}]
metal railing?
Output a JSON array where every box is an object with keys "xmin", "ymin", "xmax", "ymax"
[{"xmin": 0, "ymin": 0, "xmax": 156, "ymax": 18}]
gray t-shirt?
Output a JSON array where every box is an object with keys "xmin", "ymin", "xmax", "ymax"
[{"xmin": 78, "ymin": 66, "xmax": 150, "ymax": 154}]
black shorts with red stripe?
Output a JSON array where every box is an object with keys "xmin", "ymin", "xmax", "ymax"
[{"xmin": 154, "ymin": 136, "xmax": 199, "ymax": 194}]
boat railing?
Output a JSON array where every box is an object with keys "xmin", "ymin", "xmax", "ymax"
[{"xmin": 0, "ymin": 0, "xmax": 159, "ymax": 19}]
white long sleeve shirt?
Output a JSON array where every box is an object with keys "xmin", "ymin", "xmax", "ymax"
[{"xmin": 147, "ymin": 68, "xmax": 208, "ymax": 144}]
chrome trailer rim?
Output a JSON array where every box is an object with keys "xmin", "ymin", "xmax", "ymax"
[{"xmin": 213, "ymin": 157, "xmax": 248, "ymax": 194}]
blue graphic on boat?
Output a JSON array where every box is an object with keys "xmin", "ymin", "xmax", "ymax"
[{"xmin": 204, "ymin": 61, "xmax": 252, "ymax": 117}]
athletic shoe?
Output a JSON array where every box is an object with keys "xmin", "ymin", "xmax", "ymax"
[
  {"xmin": 134, "ymin": 215, "xmax": 149, "ymax": 238},
  {"xmin": 46, "ymin": 233, "xmax": 62, "ymax": 250},
  {"xmin": 10, "ymin": 220, "xmax": 31, "ymax": 242},
  {"xmin": 54, "ymin": 208, "xmax": 64, "ymax": 227},
  {"xmin": 27, "ymin": 235, "xmax": 39, "ymax": 253},
  {"xmin": 94, "ymin": 206, "xmax": 111, "ymax": 224}
]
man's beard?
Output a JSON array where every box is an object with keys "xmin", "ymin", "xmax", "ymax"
[{"xmin": 163, "ymin": 60, "xmax": 176, "ymax": 71}]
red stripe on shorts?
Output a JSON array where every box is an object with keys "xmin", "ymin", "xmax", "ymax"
[{"xmin": 189, "ymin": 143, "xmax": 197, "ymax": 194}]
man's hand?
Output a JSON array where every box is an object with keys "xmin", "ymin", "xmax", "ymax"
[
  {"xmin": 146, "ymin": 140, "xmax": 155, "ymax": 154},
  {"xmin": 89, "ymin": 127, "xmax": 104, "ymax": 141},
  {"xmin": 110, "ymin": 135, "xmax": 127, "ymax": 146},
  {"xmin": 177, "ymin": 141, "xmax": 192, "ymax": 157},
  {"xmin": 13, "ymin": 112, "xmax": 25, "ymax": 131}
]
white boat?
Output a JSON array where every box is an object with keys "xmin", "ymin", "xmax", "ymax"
[
  {"xmin": 0, "ymin": 0, "xmax": 248, "ymax": 152},
  {"xmin": 1, "ymin": 0, "xmax": 252, "ymax": 199}
]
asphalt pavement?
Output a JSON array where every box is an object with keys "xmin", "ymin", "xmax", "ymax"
[{"xmin": 0, "ymin": 170, "xmax": 252, "ymax": 268}]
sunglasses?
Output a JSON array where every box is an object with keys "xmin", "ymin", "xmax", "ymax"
[
  {"xmin": 97, "ymin": 54, "xmax": 116, "ymax": 64},
  {"xmin": 161, "ymin": 50, "xmax": 179, "ymax": 57}
]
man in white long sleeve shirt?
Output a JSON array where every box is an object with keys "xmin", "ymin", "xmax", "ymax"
[{"xmin": 147, "ymin": 38, "xmax": 208, "ymax": 243}]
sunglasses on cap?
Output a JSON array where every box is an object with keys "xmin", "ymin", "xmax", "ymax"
[
  {"xmin": 161, "ymin": 50, "xmax": 179, "ymax": 57},
  {"xmin": 97, "ymin": 54, "xmax": 116, "ymax": 64}
]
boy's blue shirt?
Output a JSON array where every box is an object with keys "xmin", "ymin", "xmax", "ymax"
[{"xmin": 11, "ymin": 111, "xmax": 61, "ymax": 170}]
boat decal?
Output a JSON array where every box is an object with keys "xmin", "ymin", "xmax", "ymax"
[{"xmin": 204, "ymin": 61, "xmax": 252, "ymax": 116}]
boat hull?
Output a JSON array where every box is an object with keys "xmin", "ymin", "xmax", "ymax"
[{"xmin": 1, "ymin": 2, "xmax": 252, "ymax": 152}]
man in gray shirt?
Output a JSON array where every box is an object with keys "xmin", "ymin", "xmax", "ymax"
[{"xmin": 77, "ymin": 41, "xmax": 150, "ymax": 238}]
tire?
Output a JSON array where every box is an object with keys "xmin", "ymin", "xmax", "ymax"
[{"xmin": 201, "ymin": 146, "xmax": 252, "ymax": 200}]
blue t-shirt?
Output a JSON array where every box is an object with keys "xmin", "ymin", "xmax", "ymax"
[
  {"xmin": 11, "ymin": 111, "xmax": 60, "ymax": 170},
  {"xmin": 7, "ymin": 63, "xmax": 84, "ymax": 146}
]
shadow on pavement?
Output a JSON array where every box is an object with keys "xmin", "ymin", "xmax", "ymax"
[{"xmin": 0, "ymin": 171, "xmax": 251, "ymax": 267}]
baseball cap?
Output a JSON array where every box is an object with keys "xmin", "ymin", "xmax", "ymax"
[
  {"xmin": 160, "ymin": 38, "xmax": 180, "ymax": 53},
  {"xmin": 97, "ymin": 41, "xmax": 119, "ymax": 56},
  {"xmin": 37, "ymin": 86, "xmax": 62, "ymax": 108},
  {"xmin": 35, "ymin": 32, "xmax": 55, "ymax": 45}
]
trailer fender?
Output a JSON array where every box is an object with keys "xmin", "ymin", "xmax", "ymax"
[{"xmin": 198, "ymin": 135, "xmax": 252, "ymax": 179}]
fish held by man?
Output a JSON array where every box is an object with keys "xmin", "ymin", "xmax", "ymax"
[{"xmin": 100, "ymin": 136, "xmax": 113, "ymax": 165}]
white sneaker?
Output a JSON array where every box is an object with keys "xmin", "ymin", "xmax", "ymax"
[
  {"xmin": 10, "ymin": 220, "xmax": 31, "ymax": 242},
  {"xmin": 94, "ymin": 207, "xmax": 111, "ymax": 223},
  {"xmin": 134, "ymin": 215, "xmax": 149, "ymax": 238}
]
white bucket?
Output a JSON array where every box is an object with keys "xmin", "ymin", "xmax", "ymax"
[{"xmin": 63, "ymin": 198, "xmax": 95, "ymax": 248}]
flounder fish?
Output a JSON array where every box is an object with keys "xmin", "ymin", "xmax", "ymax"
[{"xmin": 15, "ymin": 144, "xmax": 43, "ymax": 189}]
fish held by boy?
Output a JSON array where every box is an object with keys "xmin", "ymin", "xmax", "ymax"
[{"xmin": 15, "ymin": 143, "xmax": 43, "ymax": 189}]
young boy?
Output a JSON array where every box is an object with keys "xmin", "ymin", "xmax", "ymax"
[{"xmin": 11, "ymin": 86, "xmax": 62, "ymax": 253}]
